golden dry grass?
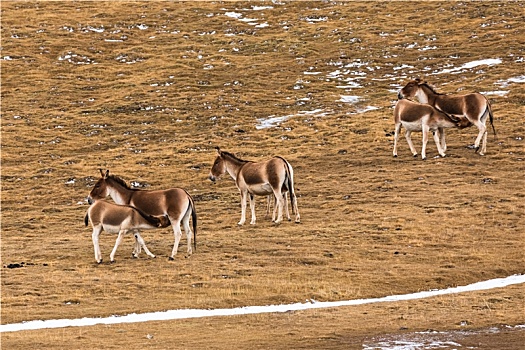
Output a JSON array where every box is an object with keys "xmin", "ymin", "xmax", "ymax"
[{"xmin": 1, "ymin": 1, "xmax": 524, "ymax": 349}]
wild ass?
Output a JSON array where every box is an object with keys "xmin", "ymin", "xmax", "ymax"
[
  {"xmin": 88, "ymin": 169, "xmax": 197, "ymax": 260},
  {"xmin": 398, "ymin": 78, "xmax": 496, "ymax": 155},
  {"xmin": 85, "ymin": 200, "xmax": 171, "ymax": 263},
  {"xmin": 209, "ymin": 147, "xmax": 300, "ymax": 225},
  {"xmin": 393, "ymin": 99, "xmax": 464, "ymax": 159}
]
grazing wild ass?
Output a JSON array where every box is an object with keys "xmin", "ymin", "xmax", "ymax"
[
  {"xmin": 88, "ymin": 169, "xmax": 197, "ymax": 260},
  {"xmin": 209, "ymin": 147, "xmax": 300, "ymax": 225},
  {"xmin": 398, "ymin": 78, "xmax": 496, "ymax": 155},
  {"xmin": 393, "ymin": 99, "xmax": 464, "ymax": 159},
  {"xmin": 85, "ymin": 200, "xmax": 170, "ymax": 263}
]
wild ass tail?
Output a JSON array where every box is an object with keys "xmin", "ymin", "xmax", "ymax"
[
  {"xmin": 184, "ymin": 190, "xmax": 197, "ymax": 252},
  {"xmin": 84, "ymin": 213, "xmax": 89, "ymax": 226},
  {"xmin": 486, "ymin": 99, "xmax": 497, "ymax": 139},
  {"xmin": 276, "ymin": 156, "xmax": 297, "ymax": 214}
]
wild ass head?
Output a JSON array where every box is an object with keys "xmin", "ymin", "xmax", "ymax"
[
  {"xmin": 88, "ymin": 169, "xmax": 111, "ymax": 204},
  {"xmin": 398, "ymin": 78, "xmax": 425, "ymax": 100},
  {"xmin": 209, "ymin": 147, "xmax": 227, "ymax": 182},
  {"xmin": 157, "ymin": 214, "xmax": 172, "ymax": 228}
]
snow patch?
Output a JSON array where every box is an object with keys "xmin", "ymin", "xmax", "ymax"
[{"xmin": 436, "ymin": 58, "xmax": 502, "ymax": 74}]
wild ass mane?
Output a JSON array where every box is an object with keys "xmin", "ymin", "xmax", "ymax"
[
  {"xmin": 420, "ymin": 82, "xmax": 445, "ymax": 96},
  {"xmin": 218, "ymin": 149, "xmax": 252, "ymax": 164},
  {"xmin": 107, "ymin": 175, "xmax": 138, "ymax": 191}
]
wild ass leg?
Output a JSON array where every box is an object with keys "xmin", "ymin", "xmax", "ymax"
[
  {"xmin": 272, "ymin": 189, "xmax": 285, "ymax": 224},
  {"xmin": 272, "ymin": 195, "xmax": 278, "ymax": 222},
  {"xmin": 110, "ymin": 229, "xmax": 127, "ymax": 262},
  {"xmin": 472, "ymin": 121, "xmax": 487, "ymax": 154},
  {"xmin": 272, "ymin": 195, "xmax": 277, "ymax": 222},
  {"xmin": 438, "ymin": 127, "xmax": 447, "ymax": 153},
  {"xmin": 182, "ymin": 211, "xmax": 193, "ymax": 256},
  {"xmin": 292, "ymin": 194, "xmax": 300, "ymax": 223},
  {"xmin": 266, "ymin": 195, "xmax": 272, "ymax": 218},
  {"xmin": 393, "ymin": 123, "xmax": 401, "ymax": 157},
  {"xmin": 133, "ymin": 230, "xmax": 156, "ymax": 259},
  {"xmin": 272, "ymin": 193, "xmax": 290, "ymax": 222},
  {"xmin": 249, "ymin": 193, "xmax": 257, "ymax": 225},
  {"xmin": 92, "ymin": 226, "xmax": 103, "ymax": 264},
  {"xmin": 132, "ymin": 236, "xmax": 142, "ymax": 257},
  {"xmin": 432, "ymin": 130, "xmax": 446, "ymax": 157},
  {"xmin": 169, "ymin": 220, "xmax": 183, "ymax": 260},
  {"xmin": 421, "ymin": 126, "xmax": 430, "ymax": 160},
  {"xmin": 405, "ymin": 130, "xmax": 418, "ymax": 157},
  {"xmin": 479, "ymin": 130, "xmax": 488, "ymax": 155},
  {"xmin": 238, "ymin": 190, "xmax": 248, "ymax": 225},
  {"xmin": 268, "ymin": 193, "xmax": 290, "ymax": 221},
  {"xmin": 284, "ymin": 192, "xmax": 291, "ymax": 221}
]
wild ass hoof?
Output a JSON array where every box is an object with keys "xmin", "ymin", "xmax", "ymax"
[
  {"xmin": 168, "ymin": 256, "xmax": 175, "ymax": 261},
  {"xmin": 110, "ymin": 260, "xmax": 116, "ymax": 264},
  {"xmin": 393, "ymin": 154, "xmax": 398, "ymax": 158}
]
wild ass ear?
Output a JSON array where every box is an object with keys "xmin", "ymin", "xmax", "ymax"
[
  {"xmin": 414, "ymin": 77, "xmax": 422, "ymax": 84},
  {"xmin": 103, "ymin": 169, "xmax": 109, "ymax": 179},
  {"xmin": 215, "ymin": 146, "xmax": 221, "ymax": 155}
]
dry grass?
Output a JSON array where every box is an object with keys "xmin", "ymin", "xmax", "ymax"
[{"xmin": 1, "ymin": 1, "xmax": 524, "ymax": 349}]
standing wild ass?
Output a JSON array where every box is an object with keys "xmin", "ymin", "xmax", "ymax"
[
  {"xmin": 88, "ymin": 169, "xmax": 197, "ymax": 260},
  {"xmin": 393, "ymin": 99, "xmax": 464, "ymax": 159},
  {"xmin": 398, "ymin": 78, "xmax": 496, "ymax": 155},
  {"xmin": 209, "ymin": 147, "xmax": 300, "ymax": 225},
  {"xmin": 85, "ymin": 200, "xmax": 170, "ymax": 263}
]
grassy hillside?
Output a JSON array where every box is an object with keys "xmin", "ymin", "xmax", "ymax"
[{"xmin": 1, "ymin": 1, "xmax": 524, "ymax": 348}]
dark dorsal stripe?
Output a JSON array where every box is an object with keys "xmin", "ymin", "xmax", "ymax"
[{"xmin": 221, "ymin": 151, "xmax": 251, "ymax": 164}]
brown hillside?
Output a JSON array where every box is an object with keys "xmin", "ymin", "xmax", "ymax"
[{"xmin": 1, "ymin": 1, "xmax": 524, "ymax": 349}]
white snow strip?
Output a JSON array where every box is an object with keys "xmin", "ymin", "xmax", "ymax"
[
  {"xmin": 224, "ymin": 11, "xmax": 243, "ymax": 19},
  {"xmin": 436, "ymin": 58, "xmax": 502, "ymax": 74},
  {"xmin": 508, "ymin": 75, "xmax": 525, "ymax": 83},
  {"xmin": 355, "ymin": 106, "xmax": 379, "ymax": 113},
  {"xmin": 1, "ymin": 275, "xmax": 523, "ymax": 333},
  {"xmin": 482, "ymin": 90, "xmax": 509, "ymax": 96},
  {"xmin": 256, "ymin": 109, "xmax": 327, "ymax": 129},
  {"xmin": 339, "ymin": 95, "xmax": 360, "ymax": 103},
  {"xmin": 251, "ymin": 6, "xmax": 273, "ymax": 11}
]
